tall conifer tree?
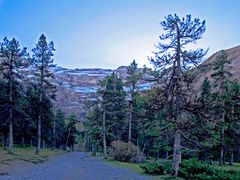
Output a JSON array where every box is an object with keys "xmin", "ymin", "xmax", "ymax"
[
  {"xmin": 149, "ymin": 14, "xmax": 207, "ymax": 176},
  {"xmin": 32, "ymin": 34, "xmax": 55, "ymax": 154},
  {"xmin": 126, "ymin": 60, "xmax": 141, "ymax": 151},
  {"xmin": 211, "ymin": 50, "xmax": 232, "ymax": 165},
  {"xmin": 0, "ymin": 37, "xmax": 29, "ymax": 153}
]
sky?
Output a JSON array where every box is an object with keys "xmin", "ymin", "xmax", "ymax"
[{"xmin": 0, "ymin": 0, "xmax": 240, "ymax": 69}]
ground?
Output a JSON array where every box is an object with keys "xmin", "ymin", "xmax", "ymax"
[
  {"xmin": 1, "ymin": 148, "xmax": 240, "ymax": 180},
  {"xmin": 0, "ymin": 152, "xmax": 149, "ymax": 180}
]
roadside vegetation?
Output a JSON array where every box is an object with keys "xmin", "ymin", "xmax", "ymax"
[{"xmin": 107, "ymin": 158, "xmax": 240, "ymax": 180}]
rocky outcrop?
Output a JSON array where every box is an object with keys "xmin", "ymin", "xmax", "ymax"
[{"xmin": 53, "ymin": 66, "xmax": 152, "ymax": 120}]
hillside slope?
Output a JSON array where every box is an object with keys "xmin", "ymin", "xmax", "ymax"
[{"xmin": 194, "ymin": 45, "xmax": 240, "ymax": 87}]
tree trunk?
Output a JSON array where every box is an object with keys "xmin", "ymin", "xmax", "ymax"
[
  {"xmin": 128, "ymin": 101, "xmax": 132, "ymax": 153},
  {"xmin": 142, "ymin": 140, "xmax": 147, "ymax": 154},
  {"xmin": 229, "ymin": 150, "xmax": 234, "ymax": 165},
  {"xmin": 65, "ymin": 129, "xmax": 71, "ymax": 149},
  {"xmin": 219, "ymin": 112, "xmax": 225, "ymax": 165},
  {"xmin": 103, "ymin": 107, "xmax": 107, "ymax": 158},
  {"xmin": 42, "ymin": 139, "xmax": 46, "ymax": 148},
  {"xmin": 92, "ymin": 143, "xmax": 96, "ymax": 156},
  {"xmin": 8, "ymin": 77, "xmax": 13, "ymax": 154},
  {"xmin": 7, "ymin": 111, "xmax": 13, "ymax": 153},
  {"xmin": 52, "ymin": 116, "xmax": 56, "ymax": 150},
  {"xmin": 166, "ymin": 151, "xmax": 169, "ymax": 159},
  {"xmin": 35, "ymin": 114, "xmax": 41, "ymax": 155},
  {"xmin": 172, "ymin": 130, "xmax": 181, "ymax": 177},
  {"xmin": 171, "ymin": 27, "xmax": 182, "ymax": 178},
  {"xmin": 21, "ymin": 137, "xmax": 25, "ymax": 147},
  {"xmin": 220, "ymin": 148, "xmax": 224, "ymax": 165}
]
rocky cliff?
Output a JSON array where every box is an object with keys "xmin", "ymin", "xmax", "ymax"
[{"xmin": 53, "ymin": 66, "xmax": 152, "ymax": 120}]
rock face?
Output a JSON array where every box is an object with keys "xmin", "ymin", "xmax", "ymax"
[
  {"xmin": 53, "ymin": 66, "xmax": 152, "ymax": 121},
  {"xmin": 53, "ymin": 67, "xmax": 112, "ymax": 120},
  {"xmin": 53, "ymin": 45, "xmax": 240, "ymax": 121}
]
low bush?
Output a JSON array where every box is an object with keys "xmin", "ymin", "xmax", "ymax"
[
  {"xmin": 178, "ymin": 158, "xmax": 214, "ymax": 179},
  {"xmin": 178, "ymin": 158, "xmax": 240, "ymax": 180},
  {"xmin": 140, "ymin": 161, "xmax": 171, "ymax": 175},
  {"xmin": 140, "ymin": 158, "xmax": 240, "ymax": 179},
  {"xmin": 110, "ymin": 141, "xmax": 145, "ymax": 163}
]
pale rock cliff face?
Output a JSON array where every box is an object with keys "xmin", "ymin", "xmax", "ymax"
[
  {"xmin": 53, "ymin": 67, "xmax": 113, "ymax": 120},
  {"xmin": 53, "ymin": 66, "xmax": 152, "ymax": 120}
]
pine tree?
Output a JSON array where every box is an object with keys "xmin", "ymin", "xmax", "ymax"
[
  {"xmin": 99, "ymin": 73, "xmax": 127, "ymax": 157},
  {"xmin": 86, "ymin": 105, "xmax": 102, "ymax": 155},
  {"xmin": 126, "ymin": 60, "xmax": 141, "ymax": 151},
  {"xmin": 211, "ymin": 50, "xmax": 232, "ymax": 165},
  {"xmin": 149, "ymin": 14, "xmax": 207, "ymax": 177},
  {"xmin": 65, "ymin": 113, "xmax": 78, "ymax": 150},
  {"xmin": 25, "ymin": 86, "xmax": 39, "ymax": 146},
  {"xmin": 224, "ymin": 80, "xmax": 240, "ymax": 165},
  {"xmin": 32, "ymin": 34, "xmax": 56, "ymax": 154},
  {"xmin": 192, "ymin": 77, "xmax": 215, "ymax": 161},
  {"xmin": 200, "ymin": 77, "xmax": 211, "ymax": 104},
  {"xmin": 54, "ymin": 108, "xmax": 66, "ymax": 148},
  {"xmin": 0, "ymin": 37, "xmax": 29, "ymax": 153}
]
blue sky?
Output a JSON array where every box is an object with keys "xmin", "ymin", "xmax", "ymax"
[{"xmin": 0, "ymin": 0, "xmax": 240, "ymax": 69}]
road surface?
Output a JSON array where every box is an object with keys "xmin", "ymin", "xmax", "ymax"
[{"xmin": 1, "ymin": 152, "xmax": 149, "ymax": 180}]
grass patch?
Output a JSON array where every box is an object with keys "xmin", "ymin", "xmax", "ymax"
[
  {"xmin": 106, "ymin": 159, "xmax": 144, "ymax": 174},
  {"xmin": 106, "ymin": 158, "xmax": 240, "ymax": 180},
  {"xmin": 0, "ymin": 145, "xmax": 64, "ymax": 165},
  {"xmin": 213, "ymin": 162, "xmax": 240, "ymax": 172},
  {"xmin": 105, "ymin": 159, "xmax": 183, "ymax": 179}
]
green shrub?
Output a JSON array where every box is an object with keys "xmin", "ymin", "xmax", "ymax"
[
  {"xmin": 110, "ymin": 141, "xmax": 145, "ymax": 163},
  {"xmin": 140, "ymin": 161, "xmax": 171, "ymax": 175},
  {"xmin": 210, "ymin": 170, "xmax": 240, "ymax": 180},
  {"xmin": 140, "ymin": 158, "xmax": 240, "ymax": 179},
  {"xmin": 178, "ymin": 158, "xmax": 240, "ymax": 180},
  {"xmin": 178, "ymin": 158, "xmax": 214, "ymax": 179}
]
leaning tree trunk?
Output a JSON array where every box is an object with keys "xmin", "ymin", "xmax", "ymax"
[
  {"xmin": 102, "ymin": 106, "xmax": 107, "ymax": 158},
  {"xmin": 128, "ymin": 101, "xmax": 133, "ymax": 152},
  {"xmin": 65, "ymin": 129, "xmax": 71, "ymax": 149}
]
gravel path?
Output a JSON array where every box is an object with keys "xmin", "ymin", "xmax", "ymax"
[{"xmin": 0, "ymin": 152, "xmax": 149, "ymax": 180}]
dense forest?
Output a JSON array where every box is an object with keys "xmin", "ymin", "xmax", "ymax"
[{"xmin": 1, "ymin": 14, "xmax": 240, "ymax": 179}]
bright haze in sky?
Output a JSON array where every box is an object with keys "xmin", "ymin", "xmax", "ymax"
[{"xmin": 0, "ymin": 0, "xmax": 240, "ymax": 69}]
